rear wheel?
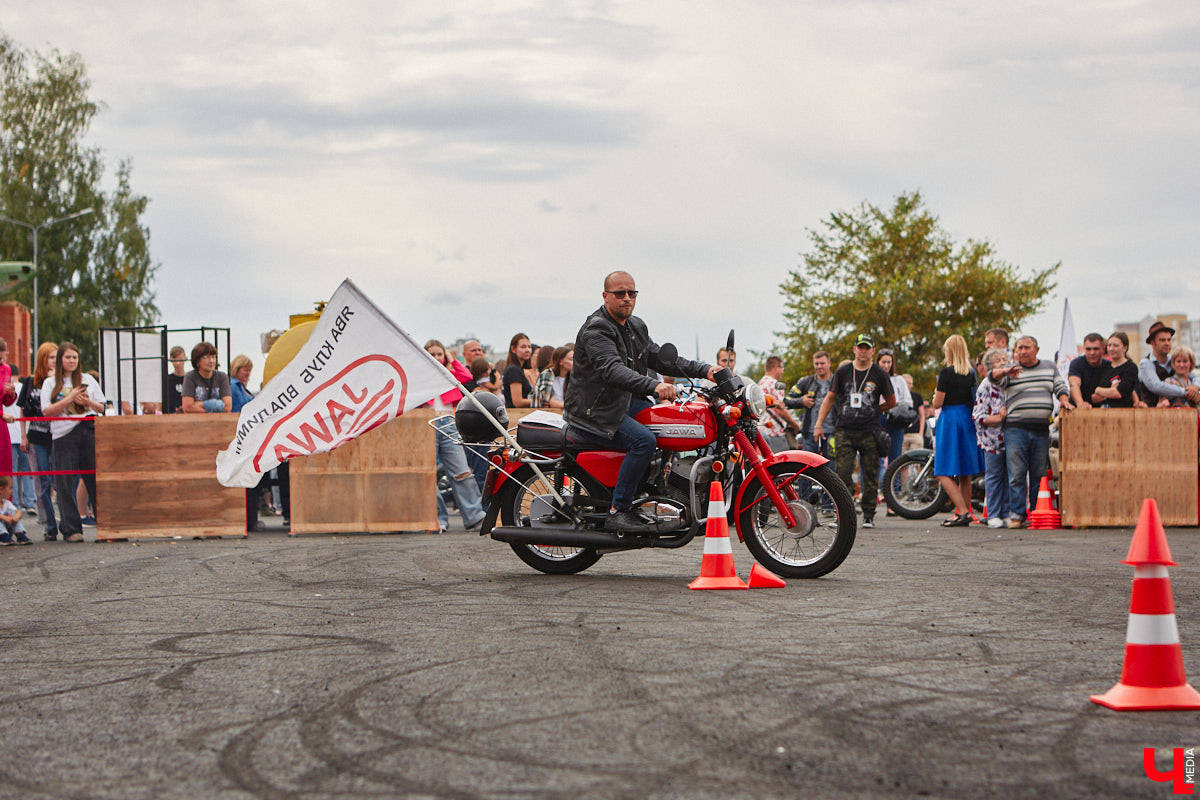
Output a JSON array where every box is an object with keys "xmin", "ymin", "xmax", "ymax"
[
  {"xmin": 883, "ymin": 451, "xmax": 947, "ymax": 519},
  {"xmin": 499, "ymin": 466, "xmax": 602, "ymax": 575},
  {"xmin": 737, "ymin": 463, "xmax": 855, "ymax": 578}
]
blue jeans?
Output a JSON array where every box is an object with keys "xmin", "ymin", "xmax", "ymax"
[
  {"xmin": 1005, "ymin": 427, "xmax": 1049, "ymax": 522},
  {"xmin": 877, "ymin": 421, "xmax": 906, "ymax": 485},
  {"xmin": 462, "ymin": 443, "xmax": 492, "ymax": 496},
  {"xmin": 10, "ymin": 444, "xmax": 35, "ymax": 508},
  {"xmin": 29, "ymin": 440, "xmax": 57, "ymax": 536},
  {"xmin": 432, "ymin": 416, "xmax": 484, "ymax": 530},
  {"xmin": 564, "ymin": 398, "xmax": 655, "ymax": 511},
  {"xmin": 983, "ymin": 449, "xmax": 1010, "ymax": 521}
]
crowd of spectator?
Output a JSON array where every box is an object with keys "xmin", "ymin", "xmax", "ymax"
[
  {"xmin": 3, "ymin": 316, "xmax": 1197, "ymax": 542},
  {"xmin": 418, "ymin": 335, "xmax": 576, "ymax": 532},
  {"xmin": 762, "ymin": 319, "xmax": 1200, "ymax": 530}
]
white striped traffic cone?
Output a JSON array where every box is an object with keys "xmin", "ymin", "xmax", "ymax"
[
  {"xmin": 688, "ymin": 481, "xmax": 747, "ymax": 590},
  {"xmin": 1026, "ymin": 476, "xmax": 1061, "ymax": 530},
  {"xmin": 1090, "ymin": 499, "xmax": 1200, "ymax": 710}
]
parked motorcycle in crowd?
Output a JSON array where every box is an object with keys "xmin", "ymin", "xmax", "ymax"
[
  {"xmin": 882, "ymin": 448, "xmax": 985, "ymax": 519},
  {"xmin": 456, "ymin": 334, "xmax": 856, "ymax": 579}
]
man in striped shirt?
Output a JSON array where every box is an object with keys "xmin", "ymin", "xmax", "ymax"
[{"xmin": 988, "ymin": 335, "xmax": 1072, "ymax": 528}]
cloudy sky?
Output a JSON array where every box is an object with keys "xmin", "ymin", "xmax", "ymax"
[{"xmin": 5, "ymin": 1, "xmax": 1198, "ymax": 387}]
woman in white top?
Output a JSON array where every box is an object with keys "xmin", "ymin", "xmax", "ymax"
[{"xmin": 40, "ymin": 342, "xmax": 105, "ymax": 542}]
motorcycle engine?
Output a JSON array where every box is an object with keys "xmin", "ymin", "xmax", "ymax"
[{"xmin": 666, "ymin": 455, "xmax": 713, "ymax": 506}]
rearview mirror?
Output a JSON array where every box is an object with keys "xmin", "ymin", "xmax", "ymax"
[{"xmin": 657, "ymin": 342, "xmax": 678, "ymax": 366}]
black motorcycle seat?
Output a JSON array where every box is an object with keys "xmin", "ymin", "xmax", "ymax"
[{"xmin": 516, "ymin": 419, "xmax": 565, "ymax": 451}]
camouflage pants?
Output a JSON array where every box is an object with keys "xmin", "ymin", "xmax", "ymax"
[{"xmin": 834, "ymin": 428, "xmax": 880, "ymax": 518}]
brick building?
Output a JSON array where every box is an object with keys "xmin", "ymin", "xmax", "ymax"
[{"xmin": 0, "ymin": 302, "xmax": 31, "ymax": 376}]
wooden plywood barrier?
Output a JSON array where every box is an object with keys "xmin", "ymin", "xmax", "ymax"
[
  {"xmin": 93, "ymin": 405, "xmax": 559, "ymax": 539},
  {"xmin": 95, "ymin": 415, "xmax": 246, "ymax": 540},
  {"xmin": 1059, "ymin": 408, "xmax": 1199, "ymax": 527},
  {"xmin": 288, "ymin": 408, "xmax": 438, "ymax": 534}
]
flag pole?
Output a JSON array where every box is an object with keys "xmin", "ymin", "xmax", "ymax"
[
  {"xmin": 423, "ymin": 354, "xmax": 564, "ymax": 507},
  {"xmin": 342, "ymin": 279, "xmax": 564, "ymax": 506}
]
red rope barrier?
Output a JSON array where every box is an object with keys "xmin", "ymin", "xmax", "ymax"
[
  {"xmin": 6, "ymin": 417, "xmax": 98, "ymax": 476},
  {"xmin": 7, "ymin": 417, "xmax": 99, "ymax": 476}
]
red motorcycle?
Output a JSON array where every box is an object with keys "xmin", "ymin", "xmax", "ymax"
[{"xmin": 465, "ymin": 338, "xmax": 856, "ymax": 578}]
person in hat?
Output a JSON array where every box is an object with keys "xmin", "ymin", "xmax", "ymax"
[
  {"xmin": 1138, "ymin": 321, "xmax": 1200, "ymax": 407},
  {"xmin": 813, "ymin": 333, "xmax": 896, "ymax": 528}
]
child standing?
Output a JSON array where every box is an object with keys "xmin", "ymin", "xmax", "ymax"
[{"xmin": 0, "ymin": 475, "xmax": 31, "ymax": 545}]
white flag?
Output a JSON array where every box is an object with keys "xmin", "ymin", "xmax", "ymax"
[
  {"xmin": 1055, "ymin": 297, "xmax": 1076, "ymax": 383},
  {"xmin": 216, "ymin": 279, "xmax": 458, "ymax": 487}
]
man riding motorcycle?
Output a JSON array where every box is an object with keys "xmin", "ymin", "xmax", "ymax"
[{"xmin": 563, "ymin": 270, "xmax": 716, "ymax": 533}]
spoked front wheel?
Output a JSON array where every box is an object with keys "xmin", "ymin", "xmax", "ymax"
[
  {"xmin": 883, "ymin": 451, "xmax": 948, "ymax": 519},
  {"xmin": 737, "ymin": 463, "xmax": 856, "ymax": 578},
  {"xmin": 498, "ymin": 465, "xmax": 601, "ymax": 575}
]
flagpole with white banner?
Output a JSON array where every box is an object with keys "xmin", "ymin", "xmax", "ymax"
[
  {"xmin": 1055, "ymin": 297, "xmax": 1076, "ymax": 384},
  {"xmin": 216, "ymin": 279, "xmax": 534, "ymax": 489}
]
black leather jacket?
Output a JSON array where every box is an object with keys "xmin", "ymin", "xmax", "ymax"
[{"xmin": 563, "ymin": 306, "xmax": 710, "ymax": 438}]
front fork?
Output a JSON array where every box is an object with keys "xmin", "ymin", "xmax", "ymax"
[{"xmin": 733, "ymin": 430, "xmax": 798, "ymax": 528}]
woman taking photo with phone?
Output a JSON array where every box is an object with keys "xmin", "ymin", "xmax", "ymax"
[{"xmin": 40, "ymin": 342, "xmax": 105, "ymax": 542}]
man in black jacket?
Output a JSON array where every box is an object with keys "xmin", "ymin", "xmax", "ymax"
[{"xmin": 564, "ymin": 271, "xmax": 715, "ymax": 533}]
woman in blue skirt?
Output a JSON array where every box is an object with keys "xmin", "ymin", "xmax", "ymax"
[{"xmin": 932, "ymin": 334, "xmax": 984, "ymax": 527}]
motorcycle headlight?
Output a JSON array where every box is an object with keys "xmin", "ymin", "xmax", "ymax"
[{"xmin": 743, "ymin": 379, "xmax": 767, "ymax": 419}]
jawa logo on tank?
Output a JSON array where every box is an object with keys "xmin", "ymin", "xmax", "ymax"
[
  {"xmin": 252, "ymin": 355, "xmax": 410, "ymax": 471},
  {"xmin": 645, "ymin": 424, "xmax": 707, "ymax": 439}
]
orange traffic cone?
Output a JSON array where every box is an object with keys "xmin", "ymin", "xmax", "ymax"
[
  {"xmin": 1090, "ymin": 499, "xmax": 1200, "ymax": 710},
  {"xmin": 688, "ymin": 482, "xmax": 748, "ymax": 590},
  {"xmin": 747, "ymin": 563, "xmax": 786, "ymax": 589},
  {"xmin": 1026, "ymin": 477, "xmax": 1061, "ymax": 530}
]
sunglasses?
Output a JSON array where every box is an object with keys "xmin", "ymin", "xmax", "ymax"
[{"xmin": 606, "ymin": 290, "xmax": 638, "ymax": 299}]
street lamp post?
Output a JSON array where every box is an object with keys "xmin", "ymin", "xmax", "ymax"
[{"xmin": 0, "ymin": 207, "xmax": 94, "ymax": 347}]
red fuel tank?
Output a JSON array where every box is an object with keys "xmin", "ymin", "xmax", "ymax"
[{"xmin": 634, "ymin": 401, "xmax": 718, "ymax": 450}]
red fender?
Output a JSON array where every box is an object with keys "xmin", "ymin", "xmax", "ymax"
[
  {"xmin": 732, "ymin": 448, "xmax": 830, "ymax": 541},
  {"xmin": 480, "ymin": 459, "xmax": 533, "ymax": 535},
  {"xmin": 485, "ymin": 459, "xmax": 523, "ymax": 496}
]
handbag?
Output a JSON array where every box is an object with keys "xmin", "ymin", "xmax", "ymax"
[
  {"xmin": 872, "ymin": 426, "xmax": 891, "ymax": 455},
  {"xmin": 885, "ymin": 404, "xmax": 918, "ymax": 429}
]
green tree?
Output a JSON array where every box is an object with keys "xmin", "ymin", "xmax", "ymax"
[
  {"xmin": 777, "ymin": 191, "xmax": 1057, "ymax": 392},
  {"xmin": 0, "ymin": 33, "xmax": 158, "ymax": 368}
]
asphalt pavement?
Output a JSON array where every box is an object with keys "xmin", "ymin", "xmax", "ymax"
[{"xmin": 0, "ymin": 507, "xmax": 1197, "ymax": 799}]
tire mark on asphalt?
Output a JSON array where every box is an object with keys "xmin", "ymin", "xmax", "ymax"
[
  {"xmin": 21, "ymin": 554, "xmax": 53, "ymax": 581},
  {"xmin": 150, "ymin": 629, "xmax": 392, "ymax": 690},
  {"xmin": 209, "ymin": 620, "xmax": 735, "ymax": 799},
  {"xmin": 0, "ymin": 669, "xmax": 157, "ymax": 708},
  {"xmin": 0, "ymin": 766, "xmax": 99, "ymax": 800},
  {"xmin": 218, "ymin": 663, "xmax": 501, "ymax": 799}
]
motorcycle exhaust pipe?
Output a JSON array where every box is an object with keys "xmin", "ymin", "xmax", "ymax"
[{"xmin": 491, "ymin": 526, "xmax": 649, "ymax": 550}]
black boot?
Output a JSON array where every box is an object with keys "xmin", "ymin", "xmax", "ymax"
[{"xmin": 604, "ymin": 509, "xmax": 659, "ymax": 534}]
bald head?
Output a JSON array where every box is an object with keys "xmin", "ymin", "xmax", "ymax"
[
  {"xmin": 604, "ymin": 270, "xmax": 634, "ymax": 291},
  {"xmin": 462, "ymin": 340, "xmax": 484, "ymax": 362}
]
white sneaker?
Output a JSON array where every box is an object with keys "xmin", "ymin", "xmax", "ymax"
[{"xmin": 987, "ymin": 518, "xmax": 1004, "ymax": 529}]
